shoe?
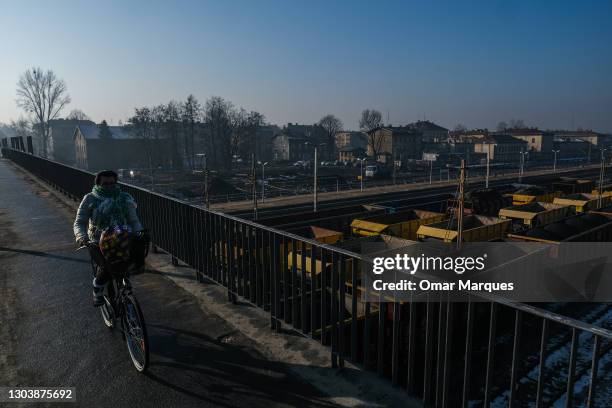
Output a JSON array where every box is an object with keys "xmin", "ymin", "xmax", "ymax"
[{"xmin": 93, "ymin": 278, "xmax": 105, "ymax": 307}]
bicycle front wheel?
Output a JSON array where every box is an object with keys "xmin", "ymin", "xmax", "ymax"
[
  {"xmin": 122, "ymin": 294, "xmax": 149, "ymax": 372},
  {"xmin": 100, "ymin": 280, "xmax": 116, "ymax": 328}
]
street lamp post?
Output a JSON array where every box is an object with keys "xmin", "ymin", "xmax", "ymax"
[
  {"xmin": 393, "ymin": 152, "xmax": 396, "ymax": 185},
  {"xmin": 552, "ymin": 149, "xmax": 560, "ymax": 173},
  {"xmin": 518, "ymin": 150, "xmax": 528, "ymax": 183},
  {"xmin": 195, "ymin": 153, "xmax": 209, "ymax": 209},
  {"xmin": 314, "ymin": 146, "xmax": 318, "ymax": 212},
  {"xmin": 598, "ymin": 149, "xmax": 607, "ymax": 208},
  {"xmin": 357, "ymin": 158, "xmax": 366, "ymax": 191},
  {"xmin": 258, "ymin": 161, "xmax": 268, "ymax": 202},
  {"xmin": 485, "ymin": 142, "xmax": 491, "ymax": 188},
  {"xmin": 306, "ymin": 142, "xmax": 326, "ymax": 212},
  {"xmin": 251, "ymin": 153, "xmax": 257, "ymax": 220}
]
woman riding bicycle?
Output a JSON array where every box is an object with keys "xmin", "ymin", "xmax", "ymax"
[{"xmin": 73, "ymin": 170, "xmax": 144, "ymax": 306}]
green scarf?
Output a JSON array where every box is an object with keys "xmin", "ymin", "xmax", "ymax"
[
  {"xmin": 92, "ymin": 184, "xmax": 121, "ymax": 199},
  {"xmin": 90, "ymin": 185, "xmax": 130, "ymax": 230}
]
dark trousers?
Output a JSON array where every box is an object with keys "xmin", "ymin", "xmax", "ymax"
[{"xmin": 89, "ymin": 246, "xmax": 111, "ymax": 285}]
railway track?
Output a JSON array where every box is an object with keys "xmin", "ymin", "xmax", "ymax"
[{"xmin": 231, "ymin": 166, "xmax": 604, "ymax": 220}]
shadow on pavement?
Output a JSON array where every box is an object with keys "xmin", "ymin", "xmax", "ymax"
[
  {"xmin": 0, "ymin": 246, "xmax": 90, "ymax": 263},
  {"xmin": 146, "ymin": 323, "xmax": 339, "ymax": 407}
]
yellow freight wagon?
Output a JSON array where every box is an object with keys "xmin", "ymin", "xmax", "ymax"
[
  {"xmin": 287, "ymin": 225, "xmax": 343, "ymax": 245},
  {"xmin": 591, "ymin": 189, "xmax": 612, "ymax": 198},
  {"xmin": 508, "ymin": 187, "xmax": 561, "ymax": 206},
  {"xmin": 553, "ymin": 193, "xmax": 612, "ymax": 213},
  {"xmin": 351, "ymin": 209, "xmax": 446, "ymax": 240},
  {"xmin": 498, "ymin": 202, "xmax": 573, "ymax": 228},
  {"xmin": 507, "ymin": 212, "xmax": 612, "ymax": 243},
  {"xmin": 553, "ymin": 178, "xmax": 593, "ymax": 194},
  {"xmin": 284, "ymin": 226, "xmax": 344, "ymax": 277},
  {"xmin": 416, "ymin": 215, "xmax": 511, "ymax": 242}
]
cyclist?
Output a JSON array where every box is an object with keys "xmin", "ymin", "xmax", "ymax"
[{"xmin": 73, "ymin": 170, "xmax": 144, "ymax": 306}]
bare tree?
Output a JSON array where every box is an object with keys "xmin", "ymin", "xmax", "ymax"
[
  {"xmin": 453, "ymin": 123, "xmax": 467, "ymax": 132},
  {"xmin": 16, "ymin": 68, "xmax": 71, "ymax": 157},
  {"xmin": 10, "ymin": 117, "xmax": 32, "ymax": 138},
  {"xmin": 181, "ymin": 95, "xmax": 201, "ymax": 170},
  {"xmin": 359, "ymin": 109, "xmax": 383, "ymax": 158},
  {"xmin": 150, "ymin": 104, "xmax": 166, "ymax": 165},
  {"xmin": 164, "ymin": 101, "xmax": 183, "ymax": 170},
  {"xmin": 98, "ymin": 120, "xmax": 112, "ymax": 140},
  {"xmin": 127, "ymin": 107, "xmax": 161, "ymax": 187},
  {"xmin": 496, "ymin": 121, "xmax": 508, "ymax": 132},
  {"xmin": 66, "ymin": 109, "xmax": 90, "ymax": 121},
  {"xmin": 508, "ymin": 119, "xmax": 525, "ymax": 129},
  {"xmin": 230, "ymin": 108, "xmax": 248, "ymax": 162},
  {"xmin": 204, "ymin": 96, "xmax": 233, "ymax": 169},
  {"xmin": 246, "ymin": 111, "xmax": 265, "ymax": 159},
  {"xmin": 128, "ymin": 107, "xmax": 153, "ymax": 167},
  {"xmin": 232, "ymin": 109, "xmax": 265, "ymax": 161},
  {"xmin": 318, "ymin": 114, "xmax": 343, "ymax": 160}
]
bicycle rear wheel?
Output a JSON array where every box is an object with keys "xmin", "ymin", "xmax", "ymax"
[{"xmin": 122, "ymin": 294, "xmax": 149, "ymax": 372}]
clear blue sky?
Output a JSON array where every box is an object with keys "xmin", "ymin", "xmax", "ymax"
[{"xmin": 1, "ymin": 0, "xmax": 611, "ymax": 131}]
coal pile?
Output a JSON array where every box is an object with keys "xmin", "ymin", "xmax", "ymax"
[
  {"xmin": 505, "ymin": 202, "xmax": 547, "ymax": 212},
  {"xmin": 514, "ymin": 186, "xmax": 549, "ymax": 196},
  {"xmin": 523, "ymin": 213, "xmax": 610, "ymax": 241}
]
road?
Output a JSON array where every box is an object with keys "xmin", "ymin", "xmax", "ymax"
[{"xmin": 0, "ymin": 159, "xmax": 336, "ymax": 408}]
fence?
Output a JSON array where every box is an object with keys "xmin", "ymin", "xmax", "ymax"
[{"xmin": 2, "ymin": 147, "xmax": 611, "ymax": 407}]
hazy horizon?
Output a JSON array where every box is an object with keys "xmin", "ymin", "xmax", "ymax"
[{"xmin": 1, "ymin": 0, "xmax": 611, "ymax": 132}]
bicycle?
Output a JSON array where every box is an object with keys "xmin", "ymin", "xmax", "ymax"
[{"xmin": 78, "ymin": 238, "xmax": 150, "ymax": 372}]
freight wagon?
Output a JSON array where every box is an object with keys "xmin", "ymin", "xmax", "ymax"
[
  {"xmin": 351, "ymin": 209, "xmax": 446, "ymax": 240},
  {"xmin": 498, "ymin": 202, "xmax": 573, "ymax": 231},
  {"xmin": 416, "ymin": 215, "xmax": 511, "ymax": 242}
]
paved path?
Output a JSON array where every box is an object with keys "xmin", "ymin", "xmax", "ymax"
[{"xmin": 0, "ymin": 159, "xmax": 336, "ymax": 408}]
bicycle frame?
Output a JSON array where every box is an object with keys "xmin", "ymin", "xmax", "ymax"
[{"xmin": 82, "ymin": 244, "xmax": 135, "ymax": 333}]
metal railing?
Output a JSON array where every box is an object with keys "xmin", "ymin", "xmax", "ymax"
[{"xmin": 3, "ymin": 147, "xmax": 611, "ymax": 407}]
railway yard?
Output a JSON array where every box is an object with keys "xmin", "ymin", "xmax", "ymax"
[{"xmin": 214, "ymin": 164, "xmax": 612, "ymax": 406}]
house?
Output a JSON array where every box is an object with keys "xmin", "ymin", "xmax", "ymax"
[
  {"xmin": 49, "ymin": 118, "xmax": 96, "ymax": 164},
  {"xmin": 272, "ymin": 134, "xmax": 308, "ymax": 161},
  {"xmin": 504, "ymin": 128, "xmax": 554, "ymax": 157},
  {"xmin": 448, "ymin": 129, "xmax": 489, "ymax": 143},
  {"xmin": 405, "ymin": 120, "xmax": 448, "ymax": 143},
  {"xmin": 252, "ymin": 125, "xmax": 282, "ymax": 162},
  {"xmin": 74, "ymin": 124, "xmax": 171, "ymax": 171},
  {"xmin": 272, "ymin": 123, "xmax": 328, "ymax": 161},
  {"xmin": 366, "ymin": 126, "xmax": 423, "ymax": 163},
  {"xmin": 338, "ymin": 146, "xmax": 366, "ymax": 162},
  {"xmin": 335, "ymin": 131, "xmax": 367, "ymax": 150},
  {"xmin": 473, "ymin": 134, "xmax": 528, "ymax": 163},
  {"xmin": 552, "ymin": 130, "xmax": 608, "ymax": 148},
  {"xmin": 553, "ymin": 138, "xmax": 591, "ymax": 160}
]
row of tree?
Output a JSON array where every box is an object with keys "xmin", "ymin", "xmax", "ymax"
[
  {"xmin": 126, "ymin": 95, "xmax": 265, "ymax": 171},
  {"xmin": 452, "ymin": 119, "xmax": 528, "ymax": 133}
]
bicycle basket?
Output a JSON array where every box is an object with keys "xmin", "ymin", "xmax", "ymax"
[{"xmin": 99, "ymin": 226, "xmax": 132, "ymax": 265}]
